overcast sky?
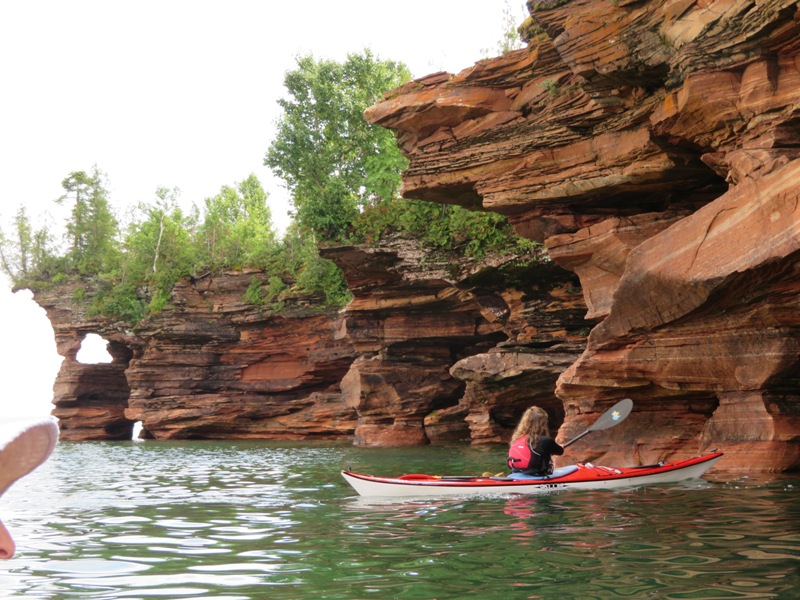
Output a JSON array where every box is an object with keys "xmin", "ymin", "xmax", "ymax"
[{"xmin": 0, "ymin": 0, "xmax": 524, "ymax": 424}]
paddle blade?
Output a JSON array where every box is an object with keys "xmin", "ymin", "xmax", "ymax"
[
  {"xmin": 562, "ymin": 399, "xmax": 633, "ymax": 448},
  {"xmin": 588, "ymin": 398, "xmax": 633, "ymax": 432}
]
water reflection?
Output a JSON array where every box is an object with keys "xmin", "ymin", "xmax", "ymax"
[
  {"xmin": 0, "ymin": 441, "xmax": 796, "ymax": 599},
  {"xmin": 338, "ymin": 475, "xmax": 799, "ymax": 598}
]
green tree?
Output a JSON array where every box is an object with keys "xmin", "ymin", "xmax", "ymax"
[
  {"xmin": 265, "ymin": 50, "xmax": 411, "ymax": 240},
  {"xmin": 0, "ymin": 207, "xmax": 32, "ymax": 281},
  {"xmin": 56, "ymin": 166, "xmax": 118, "ymax": 274},
  {"xmin": 482, "ymin": 1, "xmax": 527, "ymax": 57},
  {"xmin": 194, "ymin": 174, "xmax": 276, "ymax": 271},
  {"xmin": 0, "ymin": 164, "xmax": 358, "ymax": 321},
  {"xmin": 115, "ymin": 187, "xmax": 195, "ymax": 315},
  {"xmin": 0, "ymin": 207, "xmax": 57, "ymax": 285},
  {"xmin": 82, "ymin": 187, "xmax": 190, "ymax": 322}
]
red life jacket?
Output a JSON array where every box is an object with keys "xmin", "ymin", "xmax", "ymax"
[{"xmin": 508, "ymin": 435, "xmax": 537, "ymax": 470}]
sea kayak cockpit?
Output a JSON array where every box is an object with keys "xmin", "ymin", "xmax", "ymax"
[{"xmin": 507, "ymin": 465, "xmax": 580, "ymax": 480}]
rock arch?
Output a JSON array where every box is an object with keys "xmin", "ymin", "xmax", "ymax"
[{"xmin": 52, "ymin": 333, "xmax": 136, "ymax": 441}]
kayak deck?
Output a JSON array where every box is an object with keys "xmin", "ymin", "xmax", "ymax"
[{"xmin": 342, "ymin": 451, "xmax": 723, "ymax": 497}]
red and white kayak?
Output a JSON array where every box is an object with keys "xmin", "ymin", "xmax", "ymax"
[{"xmin": 341, "ymin": 451, "xmax": 723, "ymax": 497}]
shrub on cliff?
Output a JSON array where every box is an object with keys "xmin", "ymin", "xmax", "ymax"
[
  {"xmin": 352, "ymin": 198, "xmax": 531, "ymax": 258},
  {"xmin": 266, "ymin": 49, "xmax": 533, "ymax": 260},
  {"xmin": 0, "ymin": 169, "xmax": 352, "ymax": 323}
]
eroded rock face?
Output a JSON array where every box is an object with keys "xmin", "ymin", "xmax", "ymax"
[
  {"xmin": 34, "ymin": 273, "xmax": 359, "ymax": 441},
  {"xmin": 364, "ymin": 0, "xmax": 800, "ymax": 470},
  {"xmin": 33, "ymin": 282, "xmax": 137, "ymax": 441},
  {"xmin": 29, "ymin": 0, "xmax": 800, "ymax": 471},
  {"xmin": 322, "ymin": 235, "xmax": 587, "ymax": 446},
  {"xmin": 34, "ymin": 242, "xmax": 586, "ymax": 449},
  {"xmin": 126, "ymin": 272, "xmax": 360, "ymax": 440}
]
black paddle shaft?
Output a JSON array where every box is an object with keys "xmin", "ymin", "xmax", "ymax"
[{"xmin": 435, "ymin": 399, "xmax": 633, "ymax": 478}]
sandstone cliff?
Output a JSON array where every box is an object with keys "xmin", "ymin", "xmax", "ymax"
[
  {"xmin": 30, "ymin": 0, "xmax": 800, "ymax": 473},
  {"xmin": 321, "ymin": 235, "xmax": 586, "ymax": 447},
  {"xmin": 363, "ymin": 0, "xmax": 800, "ymax": 471},
  {"xmin": 35, "ymin": 273, "xmax": 358, "ymax": 441},
  {"xmin": 35, "ymin": 241, "xmax": 585, "ymax": 449}
]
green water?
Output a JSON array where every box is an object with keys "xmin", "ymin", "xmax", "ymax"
[{"xmin": 0, "ymin": 441, "xmax": 797, "ymax": 599}]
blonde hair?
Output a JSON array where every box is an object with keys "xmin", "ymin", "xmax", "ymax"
[{"xmin": 511, "ymin": 406, "xmax": 550, "ymax": 444}]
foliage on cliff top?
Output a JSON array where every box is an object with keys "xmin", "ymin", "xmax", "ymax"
[
  {"xmin": 266, "ymin": 50, "xmax": 533, "ymax": 256},
  {"xmin": 1, "ymin": 45, "xmax": 539, "ymax": 325},
  {"xmin": 265, "ymin": 50, "xmax": 410, "ymax": 241},
  {"xmin": 0, "ymin": 167, "xmax": 351, "ymax": 324}
]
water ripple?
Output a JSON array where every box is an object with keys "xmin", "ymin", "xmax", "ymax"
[{"xmin": 0, "ymin": 442, "xmax": 796, "ymax": 599}]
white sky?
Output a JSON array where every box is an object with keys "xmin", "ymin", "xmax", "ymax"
[{"xmin": 0, "ymin": 0, "xmax": 523, "ymax": 425}]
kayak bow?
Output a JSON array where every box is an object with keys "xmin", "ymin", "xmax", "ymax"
[{"xmin": 341, "ymin": 452, "xmax": 723, "ymax": 497}]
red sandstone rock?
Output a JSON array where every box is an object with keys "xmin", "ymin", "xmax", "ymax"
[
  {"xmin": 34, "ymin": 273, "xmax": 358, "ymax": 441},
  {"xmin": 26, "ymin": 0, "xmax": 800, "ymax": 471},
  {"xmin": 546, "ymin": 212, "xmax": 688, "ymax": 320},
  {"xmin": 34, "ymin": 237, "xmax": 586, "ymax": 450},
  {"xmin": 363, "ymin": 0, "xmax": 800, "ymax": 470},
  {"xmin": 322, "ymin": 235, "xmax": 586, "ymax": 446},
  {"xmin": 451, "ymin": 350, "xmax": 576, "ymax": 444}
]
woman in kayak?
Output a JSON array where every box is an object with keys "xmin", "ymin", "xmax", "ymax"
[{"xmin": 507, "ymin": 406, "xmax": 564, "ymax": 477}]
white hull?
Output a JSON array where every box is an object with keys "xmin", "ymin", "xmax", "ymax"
[{"xmin": 342, "ymin": 453, "xmax": 723, "ymax": 498}]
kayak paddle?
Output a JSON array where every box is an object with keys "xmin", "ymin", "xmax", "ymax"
[
  {"xmin": 437, "ymin": 399, "xmax": 633, "ymax": 479},
  {"xmin": 562, "ymin": 398, "xmax": 633, "ymax": 448}
]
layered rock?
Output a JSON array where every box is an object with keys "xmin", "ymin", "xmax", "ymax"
[
  {"xmin": 35, "ymin": 243, "xmax": 586, "ymax": 449},
  {"xmin": 27, "ymin": 0, "xmax": 800, "ymax": 471},
  {"xmin": 34, "ymin": 281, "xmax": 138, "ymax": 441},
  {"xmin": 34, "ymin": 272, "xmax": 358, "ymax": 440},
  {"xmin": 364, "ymin": 0, "xmax": 800, "ymax": 470},
  {"xmin": 322, "ymin": 235, "xmax": 587, "ymax": 446},
  {"xmin": 125, "ymin": 272, "xmax": 360, "ymax": 440}
]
